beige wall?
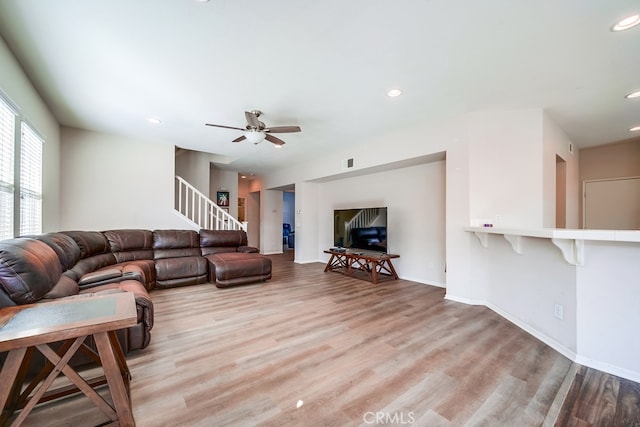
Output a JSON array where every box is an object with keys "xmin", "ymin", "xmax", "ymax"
[
  {"xmin": 0, "ymin": 36, "xmax": 61, "ymax": 233},
  {"xmin": 578, "ymin": 137, "xmax": 640, "ymax": 227},
  {"xmin": 60, "ymin": 127, "xmax": 189, "ymax": 231},
  {"xmin": 579, "ymin": 137, "xmax": 640, "ymax": 181}
]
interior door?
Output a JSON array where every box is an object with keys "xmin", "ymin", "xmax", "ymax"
[{"xmin": 584, "ymin": 177, "xmax": 640, "ymax": 229}]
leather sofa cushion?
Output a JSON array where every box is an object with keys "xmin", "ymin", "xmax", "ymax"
[
  {"xmin": 80, "ymin": 281, "xmax": 154, "ymax": 331},
  {"xmin": 43, "ymin": 275, "xmax": 79, "ymax": 299},
  {"xmin": 104, "ymin": 229, "xmax": 154, "ymax": 263},
  {"xmin": 62, "ymin": 231, "xmax": 111, "ymax": 258},
  {"xmin": 155, "ymin": 256, "xmax": 208, "ymax": 281},
  {"xmin": 153, "ymin": 230, "xmax": 199, "ymax": 250},
  {"xmin": 206, "ymin": 252, "xmax": 272, "ymax": 288},
  {"xmin": 78, "ymin": 260, "xmax": 156, "ymax": 291},
  {"xmin": 0, "ymin": 238, "xmax": 62, "ymax": 304},
  {"xmin": 154, "ymin": 247, "xmax": 201, "ymax": 260},
  {"xmin": 199, "ymin": 229, "xmax": 247, "ymax": 248},
  {"xmin": 36, "ymin": 232, "xmax": 81, "ymax": 271},
  {"xmin": 78, "ymin": 268, "xmax": 123, "ymax": 286},
  {"xmin": 120, "ymin": 259, "xmax": 156, "ymax": 290},
  {"xmin": 200, "ymin": 230, "xmax": 258, "ymax": 256},
  {"xmin": 104, "ymin": 229, "xmax": 153, "ymax": 252},
  {"xmin": 68, "ymin": 252, "xmax": 117, "ymax": 281},
  {"xmin": 153, "ymin": 230, "xmax": 201, "ymax": 260},
  {"xmin": 0, "ymin": 287, "xmax": 16, "ymax": 308}
]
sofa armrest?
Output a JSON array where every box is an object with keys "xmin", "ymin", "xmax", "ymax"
[
  {"xmin": 78, "ymin": 269, "xmax": 143, "ymax": 290},
  {"xmin": 79, "ymin": 280, "xmax": 154, "ymax": 351},
  {"xmin": 238, "ymin": 246, "xmax": 259, "ymax": 253},
  {"xmin": 78, "ymin": 268, "xmax": 123, "ymax": 286}
]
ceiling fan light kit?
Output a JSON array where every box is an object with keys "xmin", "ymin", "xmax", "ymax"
[
  {"xmin": 205, "ymin": 110, "xmax": 301, "ymax": 146},
  {"xmin": 245, "ymin": 130, "xmax": 266, "ymax": 144}
]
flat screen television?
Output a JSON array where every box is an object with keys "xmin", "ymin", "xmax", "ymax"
[{"xmin": 333, "ymin": 207, "xmax": 388, "ymax": 252}]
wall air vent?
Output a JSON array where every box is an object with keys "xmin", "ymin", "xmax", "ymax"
[{"xmin": 342, "ymin": 158, "xmax": 355, "ymax": 170}]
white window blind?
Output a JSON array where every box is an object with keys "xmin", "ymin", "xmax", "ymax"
[
  {"xmin": 0, "ymin": 98, "xmax": 16, "ymax": 240},
  {"xmin": 19, "ymin": 123, "xmax": 43, "ymax": 236}
]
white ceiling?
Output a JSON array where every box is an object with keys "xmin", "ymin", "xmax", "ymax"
[{"xmin": 0, "ymin": 0, "xmax": 639, "ymax": 176}]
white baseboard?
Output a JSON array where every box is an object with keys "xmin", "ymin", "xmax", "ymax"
[
  {"xmin": 448, "ymin": 297, "xmax": 640, "ymax": 383},
  {"xmin": 444, "ymin": 293, "xmax": 486, "ymax": 306},
  {"xmin": 295, "ymin": 259, "xmax": 323, "ymax": 264},
  {"xmin": 399, "ymin": 276, "xmax": 446, "ymax": 288},
  {"xmin": 575, "ymin": 355, "xmax": 640, "ymax": 384},
  {"xmin": 486, "ymin": 302, "xmax": 577, "ymax": 362}
]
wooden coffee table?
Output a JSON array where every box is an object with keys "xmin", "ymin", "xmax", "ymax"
[
  {"xmin": 324, "ymin": 249, "xmax": 399, "ymax": 284},
  {"xmin": 0, "ymin": 292, "xmax": 137, "ymax": 426}
]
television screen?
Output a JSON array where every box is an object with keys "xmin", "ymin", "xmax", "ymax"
[{"xmin": 333, "ymin": 207, "xmax": 388, "ymax": 252}]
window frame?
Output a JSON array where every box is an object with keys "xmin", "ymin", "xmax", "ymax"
[{"xmin": 0, "ymin": 91, "xmax": 45, "ymax": 239}]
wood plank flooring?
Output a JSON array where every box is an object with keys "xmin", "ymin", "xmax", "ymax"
[
  {"xmin": 9, "ymin": 252, "xmax": 640, "ymax": 426},
  {"xmin": 555, "ymin": 366, "xmax": 640, "ymax": 426}
]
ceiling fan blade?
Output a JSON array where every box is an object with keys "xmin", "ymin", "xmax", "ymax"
[
  {"xmin": 245, "ymin": 111, "xmax": 261, "ymax": 129},
  {"xmin": 265, "ymin": 134, "xmax": 286, "ymax": 146},
  {"xmin": 265, "ymin": 126, "xmax": 301, "ymax": 133},
  {"xmin": 205, "ymin": 123, "xmax": 245, "ymax": 131},
  {"xmin": 232, "ymin": 135, "xmax": 246, "ymax": 143}
]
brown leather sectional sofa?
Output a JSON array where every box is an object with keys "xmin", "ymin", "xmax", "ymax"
[{"xmin": 0, "ymin": 229, "xmax": 271, "ymax": 354}]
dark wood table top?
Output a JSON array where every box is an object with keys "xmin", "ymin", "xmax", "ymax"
[{"xmin": 0, "ymin": 293, "xmax": 137, "ymax": 352}]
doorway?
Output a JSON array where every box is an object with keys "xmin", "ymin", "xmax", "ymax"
[
  {"xmin": 283, "ymin": 190, "xmax": 295, "ymax": 253},
  {"xmin": 556, "ymin": 155, "xmax": 567, "ymax": 228}
]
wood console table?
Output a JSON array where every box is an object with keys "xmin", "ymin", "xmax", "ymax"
[
  {"xmin": 324, "ymin": 249, "xmax": 399, "ymax": 284},
  {"xmin": 0, "ymin": 292, "xmax": 137, "ymax": 426}
]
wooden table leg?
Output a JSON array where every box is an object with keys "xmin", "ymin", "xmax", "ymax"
[
  {"xmin": 94, "ymin": 331, "xmax": 135, "ymax": 426},
  {"xmin": 384, "ymin": 259, "xmax": 399, "ymax": 279},
  {"xmin": 108, "ymin": 330, "xmax": 131, "ymax": 397},
  {"xmin": 324, "ymin": 254, "xmax": 336, "ymax": 272},
  {"xmin": 0, "ymin": 347, "xmax": 27, "ymax": 424}
]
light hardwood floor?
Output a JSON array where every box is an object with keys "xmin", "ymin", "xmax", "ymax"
[{"xmin": 12, "ymin": 253, "xmax": 640, "ymax": 426}]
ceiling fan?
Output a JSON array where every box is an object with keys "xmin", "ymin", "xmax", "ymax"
[{"xmin": 205, "ymin": 110, "xmax": 301, "ymax": 146}]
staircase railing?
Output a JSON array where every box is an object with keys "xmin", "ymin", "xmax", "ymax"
[
  {"xmin": 344, "ymin": 208, "xmax": 380, "ymax": 246},
  {"xmin": 175, "ymin": 176, "xmax": 245, "ymax": 231}
]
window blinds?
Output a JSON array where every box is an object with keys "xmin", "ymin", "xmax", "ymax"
[
  {"xmin": 19, "ymin": 123, "xmax": 43, "ymax": 236},
  {"xmin": 0, "ymin": 98, "xmax": 16, "ymax": 240}
]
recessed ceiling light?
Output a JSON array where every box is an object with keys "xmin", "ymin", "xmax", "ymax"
[
  {"xmin": 387, "ymin": 88, "xmax": 402, "ymax": 97},
  {"xmin": 240, "ymin": 175, "xmax": 247, "ymax": 179},
  {"xmin": 625, "ymin": 90, "xmax": 640, "ymax": 99},
  {"xmin": 274, "ymin": 144, "xmax": 283, "ymax": 149},
  {"xmin": 630, "ymin": 126, "xmax": 640, "ymax": 132},
  {"xmin": 147, "ymin": 118, "xmax": 161, "ymax": 124},
  {"xmin": 611, "ymin": 14, "xmax": 640, "ymax": 31}
]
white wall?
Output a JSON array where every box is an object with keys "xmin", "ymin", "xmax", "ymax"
[
  {"xmin": 0, "ymin": 36, "xmax": 61, "ymax": 232},
  {"xmin": 259, "ymin": 189, "xmax": 284, "ymax": 254},
  {"xmin": 60, "ymin": 127, "xmax": 188, "ymax": 230},
  {"xmin": 467, "ymin": 233, "xmax": 640, "ymax": 382},
  {"xmin": 294, "ymin": 181, "xmax": 320, "ymax": 263},
  {"xmin": 468, "ymin": 110, "xmax": 543, "ymax": 228},
  {"xmin": 576, "ymin": 241, "xmax": 640, "ymax": 381},
  {"xmin": 246, "ymin": 190, "xmax": 260, "ymax": 248},
  {"xmin": 471, "ymin": 234, "xmax": 577, "ymax": 355},
  {"xmin": 543, "ymin": 113, "xmax": 580, "ymax": 228},
  {"xmin": 317, "ymin": 162, "xmax": 446, "ymax": 285}
]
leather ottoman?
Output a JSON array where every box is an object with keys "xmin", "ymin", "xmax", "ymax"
[{"xmin": 205, "ymin": 252, "xmax": 272, "ymax": 288}]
